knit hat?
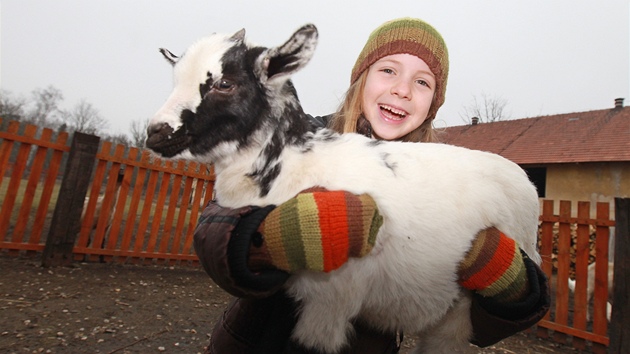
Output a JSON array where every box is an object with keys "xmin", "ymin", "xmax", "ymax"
[{"xmin": 351, "ymin": 17, "xmax": 449, "ymax": 120}]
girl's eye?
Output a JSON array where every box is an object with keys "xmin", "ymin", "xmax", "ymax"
[
  {"xmin": 416, "ymin": 79, "xmax": 430, "ymax": 88},
  {"xmin": 380, "ymin": 68, "xmax": 395, "ymax": 75}
]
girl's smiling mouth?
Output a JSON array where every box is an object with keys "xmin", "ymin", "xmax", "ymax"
[{"xmin": 379, "ymin": 104, "xmax": 408, "ymax": 121}]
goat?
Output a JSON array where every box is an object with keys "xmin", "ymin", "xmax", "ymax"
[
  {"xmin": 568, "ymin": 261, "xmax": 614, "ymax": 321},
  {"xmin": 145, "ymin": 24, "xmax": 542, "ymax": 353}
]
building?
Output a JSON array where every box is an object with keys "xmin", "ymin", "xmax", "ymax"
[{"xmin": 441, "ymin": 98, "xmax": 630, "ymax": 217}]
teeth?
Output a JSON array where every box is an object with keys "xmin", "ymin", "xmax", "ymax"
[{"xmin": 380, "ymin": 105, "xmax": 407, "ymax": 119}]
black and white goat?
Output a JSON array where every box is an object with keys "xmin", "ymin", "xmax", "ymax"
[{"xmin": 145, "ymin": 24, "xmax": 541, "ymax": 353}]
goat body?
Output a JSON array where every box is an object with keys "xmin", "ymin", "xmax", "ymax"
[{"xmin": 146, "ymin": 24, "xmax": 541, "ymax": 353}]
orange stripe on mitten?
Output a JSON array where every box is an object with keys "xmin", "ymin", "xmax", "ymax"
[
  {"xmin": 260, "ymin": 190, "xmax": 382, "ymax": 273},
  {"xmin": 458, "ymin": 227, "xmax": 529, "ymax": 303}
]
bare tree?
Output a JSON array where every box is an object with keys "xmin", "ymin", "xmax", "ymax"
[
  {"xmin": 130, "ymin": 118, "xmax": 149, "ymax": 147},
  {"xmin": 460, "ymin": 93, "xmax": 510, "ymax": 124},
  {"xmin": 103, "ymin": 133, "xmax": 132, "ymax": 146},
  {"xmin": 0, "ymin": 90, "xmax": 27, "ymax": 122},
  {"xmin": 62, "ymin": 99, "xmax": 108, "ymax": 135},
  {"xmin": 26, "ymin": 85, "xmax": 64, "ymax": 126}
]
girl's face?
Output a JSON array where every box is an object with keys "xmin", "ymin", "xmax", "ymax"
[{"xmin": 361, "ymin": 54, "xmax": 436, "ymax": 141}]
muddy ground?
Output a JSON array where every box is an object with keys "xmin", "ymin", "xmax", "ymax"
[{"xmin": 0, "ymin": 255, "xmax": 583, "ymax": 354}]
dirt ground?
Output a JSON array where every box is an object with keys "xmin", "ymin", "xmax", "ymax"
[{"xmin": 0, "ymin": 255, "xmax": 583, "ymax": 354}]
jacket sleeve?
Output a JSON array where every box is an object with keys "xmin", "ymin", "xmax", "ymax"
[
  {"xmin": 468, "ymin": 255, "xmax": 551, "ymax": 347},
  {"xmin": 193, "ymin": 202, "xmax": 289, "ymax": 298}
]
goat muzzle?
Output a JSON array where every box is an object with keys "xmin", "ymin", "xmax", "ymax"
[{"xmin": 145, "ymin": 123, "xmax": 191, "ymax": 158}]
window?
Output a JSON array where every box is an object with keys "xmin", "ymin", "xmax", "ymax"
[{"xmin": 524, "ymin": 167, "xmax": 546, "ymax": 198}]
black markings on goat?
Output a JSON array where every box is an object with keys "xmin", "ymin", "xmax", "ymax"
[
  {"xmin": 315, "ymin": 129, "xmax": 339, "ymax": 142},
  {"xmin": 199, "ymin": 72, "xmax": 213, "ymax": 97},
  {"xmin": 298, "ymin": 128, "xmax": 339, "ymax": 153},
  {"xmin": 249, "ymin": 133, "xmax": 286, "ymax": 197},
  {"xmin": 381, "ymin": 152, "xmax": 397, "ymax": 174}
]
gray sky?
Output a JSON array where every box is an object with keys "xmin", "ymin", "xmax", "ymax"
[{"xmin": 1, "ymin": 0, "xmax": 629, "ymax": 136}]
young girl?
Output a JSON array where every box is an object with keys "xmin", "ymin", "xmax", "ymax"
[{"xmin": 194, "ymin": 17, "xmax": 550, "ymax": 354}]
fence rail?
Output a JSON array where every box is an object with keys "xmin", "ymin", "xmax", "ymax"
[{"xmin": 1, "ymin": 119, "xmax": 627, "ymax": 352}]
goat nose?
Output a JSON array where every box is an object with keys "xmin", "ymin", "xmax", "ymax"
[
  {"xmin": 145, "ymin": 122, "xmax": 174, "ymax": 149},
  {"xmin": 147, "ymin": 122, "xmax": 170, "ymax": 137}
]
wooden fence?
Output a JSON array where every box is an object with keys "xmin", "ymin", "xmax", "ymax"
[
  {"xmin": 1, "ymin": 119, "xmax": 628, "ymax": 352},
  {"xmin": 535, "ymin": 200, "xmax": 616, "ymax": 353},
  {"xmin": 0, "ymin": 121, "xmax": 70, "ymax": 253},
  {"xmin": 0, "ymin": 120, "xmax": 214, "ymax": 265}
]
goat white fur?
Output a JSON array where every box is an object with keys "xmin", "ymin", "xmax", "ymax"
[{"xmin": 146, "ymin": 24, "xmax": 542, "ymax": 353}]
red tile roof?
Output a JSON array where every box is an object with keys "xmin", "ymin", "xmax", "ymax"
[{"xmin": 440, "ymin": 106, "xmax": 630, "ymax": 164}]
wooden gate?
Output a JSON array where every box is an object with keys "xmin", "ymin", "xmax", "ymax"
[{"xmin": 536, "ymin": 200, "xmax": 615, "ymax": 353}]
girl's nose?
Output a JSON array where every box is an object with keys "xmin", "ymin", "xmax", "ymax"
[{"xmin": 390, "ymin": 79, "xmax": 411, "ymax": 100}]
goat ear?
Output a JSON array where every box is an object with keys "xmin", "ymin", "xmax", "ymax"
[
  {"xmin": 256, "ymin": 24, "xmax": 318, "ymax": 85},
  {"xmin": 159, "ymin": 48, "xmax": 179, "ymax": 66},
  {"xmin": 231, "ymin": 28, "xmax": 246, "ymax": 43}
]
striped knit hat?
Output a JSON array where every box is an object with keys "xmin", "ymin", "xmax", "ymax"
[
  {"xmin": 260, "ymin": 190, "xmax": 381, "ymax": 273},
  {"xmin": 351, "ymin": 17, "xmax": 449, "ymax": 120}
]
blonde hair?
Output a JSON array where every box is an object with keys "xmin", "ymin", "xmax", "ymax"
[{"xmin": 328, "ymin": 71, "xmax": 439, "ymax": 143}]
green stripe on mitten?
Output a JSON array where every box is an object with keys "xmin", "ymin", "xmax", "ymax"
[
  {"xmin": 458, "ymin": 227, "xmax": 530, "ymax": 303},
  {"xmin": 260, "ymin": 190, "xmax": 382, "ymax": 273}
]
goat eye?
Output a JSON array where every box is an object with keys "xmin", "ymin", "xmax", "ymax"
[{"xmin": 213, "ymin": 79, "xmax": 234, "ymax": 92}]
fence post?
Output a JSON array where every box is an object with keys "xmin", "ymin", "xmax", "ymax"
[
  {"xmin": 42, "ymin": 132, "xmax": 100, "ymax": 267},
  {"xmin": 609, "ymin": 197, "xmax": 629, "ymax": 353}
]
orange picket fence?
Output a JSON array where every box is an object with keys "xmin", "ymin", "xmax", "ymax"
[
  {"xmin": 73, "ymin": 142, "xmax": 214, "ymax": 264},
  {"xmin": 535, "ymin": 200, "xmax": 615, "ymax": 353},
  {"xmin": 0, "ymin": 119, "xmax": 214, "ymax": 264}
]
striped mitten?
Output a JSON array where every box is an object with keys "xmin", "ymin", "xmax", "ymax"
[
  {"xmin": 457, "ymin": 227, "xmax": 530, "ymax": 303},
  {"xmin": 258, "ymin": 189, "xmax": 382, "ymax": 273}
]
